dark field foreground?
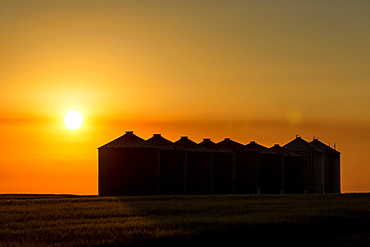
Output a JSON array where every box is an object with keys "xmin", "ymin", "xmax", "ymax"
[{"xmin": 0, "ymin": 194, "xmax": 370, "ymax": 246}]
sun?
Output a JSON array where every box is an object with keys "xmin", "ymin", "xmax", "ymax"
[{"xmin": 64, "ymin": 111, "xmax": 83, "ymax": 130}]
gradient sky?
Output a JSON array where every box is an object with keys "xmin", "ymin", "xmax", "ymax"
[{"xmin": 1, "ymin": 0, "xmax": 369, "ymax": 194}]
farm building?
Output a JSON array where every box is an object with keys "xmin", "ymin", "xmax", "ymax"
[
  {"xmin": 309, "ymin": 138, "xmax": 341, "ymax": 193},
  {"xmin": 269, "ymin": 144, "xmax": 305, "ymax": 194},
  {"xmin": 199, "ymin": 138, "xmax": 236, "ymax": 194},
  {"xmin": 283, "ymin": 136, "xmax": 325, "ymax": 194},
  {"xmin": 174, "ymin": 137, "xmax": 214, "ymax": 195},
  {"xmin": 98, "ymin": 131, "xmax": 160, "ymax": 196},
  {"xmin": 98, "ymin": 132, "xmax": 341, "ymax": 195},
  {"xmin": 245, "ymin": 141, "xmax": 284, "ymax": 194},
  {"xmin": 217, "ymin": 138, "xmax": 261, "ymax": 194},
  {"xmin": 146, "ymin": 134, "xmax": 187, "ymax": 195}
]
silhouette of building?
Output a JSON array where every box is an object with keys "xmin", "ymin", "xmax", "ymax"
[
  {"xmin": 98, "ymin": 131, "xmax": 160, "ymax": 196},
  {"xmin": 269, "ymin": 144, "xmax": 305, "ymax": 194},
  {"xmin": 283, "ymin": 136, "xmax": 325, "ymax": 194},
  {"xmin": 245, "ymin": 141, "xmax": 284, "ymax": 194},
  {"xmin": 217, "ymin": 138, "xmax": 260, "ymax": 194},
  {"xmin": 98, "ymin": 132, "xmax": 341, "ymax": 195},
  {"xmin": 199, "ymin": 138, "xmax": 235, "ymax": 194},
  {"xmin": 174, "ymin": 136, "xmax": 214, "ymax": 195},
  {"xmin": 146, "ymin": 134, "xmax": 187, "ymax": 195},
  {"xmin": 309, "ymin": 138, "xmax": 341, "ymax": 193}
]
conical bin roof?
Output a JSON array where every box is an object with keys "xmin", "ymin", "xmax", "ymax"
[
  {"xmin": 309, "ymin": 138, "xmax": 341, "ymax": 154},
  {"xmin": 283, "ymin": 136, "xmax": 318, "ymax": 152},
  {"xmin": 146, "ymin": 134, "xmax": 183, "ymax": 151},
  {"xmin": 245, "ymin": 141, "xmax": 276, "ymax": 154},
  {"xmin": 217, "ymin": 138, "xmax": 246, "ymax": 151},
  {"xmin": 269, "ymin": 144, "xmax": 302, "ymax": 157},
  {"xmin": 174, "ymin": 136, "xmax": 212, "ymax": 152},
  {"xmin": 199, "ymin": 138, "xmax": 233, "ymax": 153},
  {"xmin": 98, "ymin": 131, "xmax": 158, "ymax": 149}
]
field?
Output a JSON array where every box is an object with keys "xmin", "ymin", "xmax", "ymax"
[{"xmin": 1, "ymin": 194, "xmax": 370, "ymax": 246}]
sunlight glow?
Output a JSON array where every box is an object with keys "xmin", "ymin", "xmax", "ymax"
[{"xmin": 64, "ymin": 111, "xmax": 83, "ymax": 130}]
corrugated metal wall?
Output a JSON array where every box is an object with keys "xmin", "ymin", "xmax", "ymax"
[
  {"xmin": 309, "ymin": 138, "xmax": 341, "ymax": 193},
  {"xmin": 98, "ymin": 147, "xmax": 160, "ymax": 196},
  {"xmin": 199, "ymin": 138, "xmax": 236, "ymax": 194},
  {"xmin": 175, "ymin": 137, "xmax": 214, "ymax": 195},
  {"xmin": 245, "ymin": 141, "xmax": 284, "ymax": 194},
  {"xmin": 217, "ymin": 138, "xmax": 261, "ymax": 194},
  {"xmin": 283, "ymin": 136, "xmax": 325, "ymax": 194},
  {"xmin": 146, "ymin": 134, "xmax": 187, "ymax": 195},
  {"xmin": 270, "ymin": 144, "xmax": 305, "ymax": 194}
]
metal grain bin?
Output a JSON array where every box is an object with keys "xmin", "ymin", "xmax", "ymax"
[
  {"xmin": 283, "ymin": 136, "xmax": 324, "ymax": 194},
  {"xmin": 98, "ymin": 131, "xmax": 160, "ymax": 196},
  {"xmin": 217, "ymin": 138, "xmax": 260, "ymax": 194},
  {"xmin": 199, "ymin": 138, "xmax": 235, "ymax": 194},
  {"xmin": 270, "ymin": 144, "xmax": 305, "ymax": 194},
  {"xmin": 146, "ymin": 134, "xmax": 187, "ymax": 195},
  {"xmin": 174, "ymin": 136, "xmax": 214, "ymax": 195},
  {"xmin": 309, "ymin": 138, "xmax": 341, "ymax": 193},
  {"xmin": 245, "ymin": 141, "xmax": 284, "ymax": 194}
]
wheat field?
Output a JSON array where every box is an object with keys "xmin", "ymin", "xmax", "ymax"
[{"xmin": 0, "ymin": 194, "xmax": 369, "ymax": 246}]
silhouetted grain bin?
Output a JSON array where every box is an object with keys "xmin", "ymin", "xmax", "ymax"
[
  {"xmin": 270, "ymin": 144, "xmax": 305, "ymax": 194},
  {"xmin": 309, "ymin": 138, "xmax": 341, "ymax": 193},
  {"xmin": 199, "ymin": 138, "xmax": 235, "ymax": 194},
  {"xmin": 245, "ymin": 141, "xmax": 284, "ymax": 194},
  {"xmin": 98, "ymin": 131, "xmax": 160, "ymax": 196},
  {"xmin": 217, "ymin": 138, "xmax": 260, "ymax": 194},
  {"xmin": 146, "ymin": 134, "xmax": 187, "ymax": 195},
  {"xmin": 283, "ymin": 136, "xmax": 324, "ymax": 194},
  {"xmin": 174, "ymin": 137, "xmax": 213, "ymax": 194}
]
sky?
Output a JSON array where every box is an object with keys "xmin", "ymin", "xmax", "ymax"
[{"xmin": 1, "ymin": 0, "xmax": 369, "ymax": 194}]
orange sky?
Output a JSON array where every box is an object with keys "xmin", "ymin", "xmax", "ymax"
[{"xmin": 1, "ymin": 1, "xmax": 369, "ymax": 194}]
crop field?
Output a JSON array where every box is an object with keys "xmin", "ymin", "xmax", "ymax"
[{"xmin": 0, "ymin": 194, "xmax": 370, "ymax": 246}]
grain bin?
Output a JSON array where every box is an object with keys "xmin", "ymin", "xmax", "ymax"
[
  {"xmin": 270, "ymin": 144, "xmax": 305, "ymax": 194},
  {"xmin": 283, "ymin": 136, "xmax": 324, "ymax": 194},
  {"xmin": 174, "ymin": 137, "xmax": 214, "ymax": 195},
  {"xmin": 98, "ymin": 131, "xmax": 160, "ymax": 196},
  {"xmin": 245, "ymin": 141, "xmax": 284, "ymax": 194},
  {"xmin": 199, "ymin": 138, "xmax": 235, "ymax": 194},
  {"xmin": 217, "ymin": 138, "xmax": 260, "ymax": 194},
  {"xmin": 146, "ymin": 134, "xmax": 187, "ymax": 195},
  {"xmin": 309, "ymin": 138, "xmax": 341, "ymax": 193}
]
